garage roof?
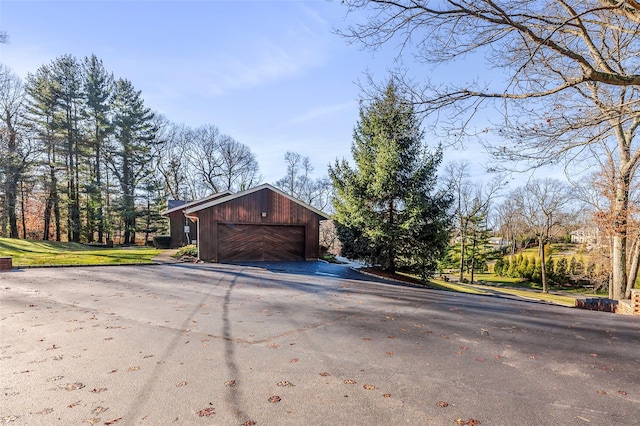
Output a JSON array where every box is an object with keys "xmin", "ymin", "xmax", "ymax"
[
  {"xmin": 160, "ymin": 190, "xmax": 233, "ymax": 216},
  {"xmin": 184, "ymin": 183, "xmax": 331, "ymax": 220}
]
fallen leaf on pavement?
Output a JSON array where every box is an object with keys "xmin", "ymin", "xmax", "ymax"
[
  {"xmin": 436, "ymin": 401, "xmax": 448, "ymax": 407},
  {"xmin": 104, "ymin": 417, "xmax": 123, "ymax": 425},
  {"xmin": 363, "ymin": 384, "xmax": 375, "ymax": 390},
  {"xmin": 268, "ymin": 396, "xmax": 281, "ymax": 403},
  {"xmin": 382, "ymin": 393, "xmax": 391, "ymax": 398},
  {"xmin": 344, "ymin": 379, "xmax": 357, "ymax": 384},
  {"xmin": 176, "ymin": 381, "xmax": 187, "ymax": 387},
  {"xmin": 224, "ymin": 380, "xmax": 236, "ymax": 387},
  {"xmin": 277, "ymin": 381, "xmax": 295, "ymax": 387},
  {"xmin": 58, "ymin": 382, "xmax": 85, "ymax": 391},
  {"xmin": 290, "ymin": 358, "xmax": 298, "ymax": 363},
  {"xmin": 319, "ymin": 372, "xmax": 330, "ymax": 377},
  {"xmin": 198, "ymin": 407, "xmax": 215, "ymax": 417}
]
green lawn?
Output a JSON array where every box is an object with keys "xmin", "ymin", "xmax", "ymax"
[
  {"xmin": 0, "ymin": 238, "xmax": 160, "ymax": 267},
  {"xmin": 396, "ymin": 270, "xmax": 582, "ymax": 307}
]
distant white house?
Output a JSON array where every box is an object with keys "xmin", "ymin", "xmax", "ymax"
[
  {"xmin": 488, "ymin": 237, "xmax": 507, "ymax": 246},
  {"xmin": 570, "ymin": 227, "xmax": 600, "ymax": 245}
]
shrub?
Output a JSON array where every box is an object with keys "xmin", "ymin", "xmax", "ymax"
[
  {"xmin": 153, "ymin": 235, "xmax": 172, "ymax": 249},
  {"xmin": 174, "ymin": 244, "xmax": 198, "ymax": 258}
]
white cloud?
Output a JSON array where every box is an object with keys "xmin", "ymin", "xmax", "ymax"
[
  {"xmin": 285, "ymin": 101, "xmax": 356, "ymax": 127},
  {"xmin": 204, "ymin": 40, "xmax": 315, "ymax": 95}
]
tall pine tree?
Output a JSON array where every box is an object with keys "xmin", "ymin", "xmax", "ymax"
[
  {"xmin": 109, "ymin": 78, "xmax": 155, "ymax": 245},
  {"xmin": 25, "ymin": 64, "xmax": 63, "ymax": 241},
  {"xmin": 329, "ymin": 81, "xmax": 451, "ymax": 276},
  {"xmin": 51, "ymin": 55, "xmax": 84, "ymax": 242},
  {"xmin": 83, "ymin": 54, "xmax": 114, "ymax": 243}
]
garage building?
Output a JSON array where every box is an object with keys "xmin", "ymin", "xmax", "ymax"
[{"xmin": 184, "ymin": 184, "xmax": 330, "ymax": 262}]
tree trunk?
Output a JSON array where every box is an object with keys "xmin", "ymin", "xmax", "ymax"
[
  {"xmin": 540, "ymin": 237, "xmax": 548, "ymax": 293},
  {"xmin": 625, "ymin": 236, "xmax": 639, "ymax": 299},
  {"xmin": 5, "ymin": 117, "xmax": 19, "ymax": 238},
  {"xmin": 43, "ymin": 193, "xmax": 52, "ymax": 241},
  {"xmin": 20, "ymin": 181, "xmax": 27, "ymax": 239},
  {"xmin": 389, "ymin": 199, "xmax": 396, "ymax": 273},
  {"xmin": 53, "ymin": 176, "xmax": 61, "ymax": 242},
  {"xmin": 610, "ymin": 175, "xmax": 629, "ymax": 300},
  {"xmin": 96, "ymin": 140, "xmax": 104, "ymax": 243},
  {"xmin": 470, "ymin": 229, "xmax": 477, "ymax": 284},
  {"xmin": 7, "ymin": 177, "xmax": 18, "ymax": 238},
  {"xmin": 458, "ymin": 221, "xmax": 467, "ymax": 282}
]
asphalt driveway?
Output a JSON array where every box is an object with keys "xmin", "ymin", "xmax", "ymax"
[{"xmin": 1, "ymin": 261, "xmax": 639, "ymax": 425}]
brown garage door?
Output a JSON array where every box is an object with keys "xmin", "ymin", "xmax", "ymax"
[{"xmin": 217, "ymin": 224, "xmax": 305, "ymax": 261}]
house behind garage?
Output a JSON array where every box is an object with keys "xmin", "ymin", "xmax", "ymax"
[{"xmin": 179, "ymin": 184, "xmax": 329, "ymax": 262}]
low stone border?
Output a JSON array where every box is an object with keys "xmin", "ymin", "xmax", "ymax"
[{"xmin": 575, "ymin": 297, "xmax": 617, "ymax": 313}]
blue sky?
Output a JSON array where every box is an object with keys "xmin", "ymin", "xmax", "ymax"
[{"xmin": 1, "ymin": 0, "xmax": 500, "ymax": 184}]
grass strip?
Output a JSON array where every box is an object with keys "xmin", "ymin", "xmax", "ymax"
[{"xmin": 0, "ymin": 237, "xmax": 160, "ymax": 267}]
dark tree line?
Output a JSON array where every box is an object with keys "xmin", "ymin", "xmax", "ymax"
[{"xmin": 0, "ymin": 54, "xmax": 261, "ymax": 244}]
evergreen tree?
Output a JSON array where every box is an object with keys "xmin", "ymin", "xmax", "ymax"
[
  {"xmin": 545, "ymin": 257, "xmax": 556, "ymax": 285},
  {"xmin": 506, "ymin": 256, "xmax": 517, "ymax": 277},
  {"xmin": 83, "ymin": 54, "xmax": 114, "ymax": 243},
  {"xmin": 523, "ymin": 256, "xmax": 534, "ymax": 280},
  {"xmin": 329, "ymin": 81, "xmax": 451, "ymax": 275},
  {"xmin": 109, "ymin": 78, "xmax": 155, "ymax": 245},
  {"xmin": 555, "ymin": 257, "xmax": 568, "ymax": 285},
  {"xmin": 51, "ymin": 55, "xmax": 84, "ymax": 242},
  {"xmin": 25, "ymin": 64, "xmax": 63, "ymax": 241}
]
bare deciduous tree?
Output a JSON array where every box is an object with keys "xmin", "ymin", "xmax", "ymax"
[
  {"xmin": 275, "ymin": 151, "xmax": 332, "ymax": 211},
  {"xmin": 152, "ymin": 117, "xmax": 192, "ymax": 200},
  {"xmin": 188, "ymin": 124, "xmax": 260, "ymax": 197},
  {"xmin": 0, "ymin": 65, "xmax": 33, "ymax": 238},
  {"xmin": 512, "ymin": 178, "xmax": 573, "ymax": 293}
]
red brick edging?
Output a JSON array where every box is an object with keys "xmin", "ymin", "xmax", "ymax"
[{"xmin": 0, "ymin": 257, "xmax": 12, "ymax": 272}]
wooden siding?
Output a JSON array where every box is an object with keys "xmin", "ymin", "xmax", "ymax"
[
  {"xmin": 195, "ymin": 188, "xmax": 322, "ymax": 261},
  {"xmin": 166, "ymin": 193, "xmax": 231, "ymax": 248},
  {"xmin": 168, "ymin": 211, "xmax": 197, "ymax": 248}
]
